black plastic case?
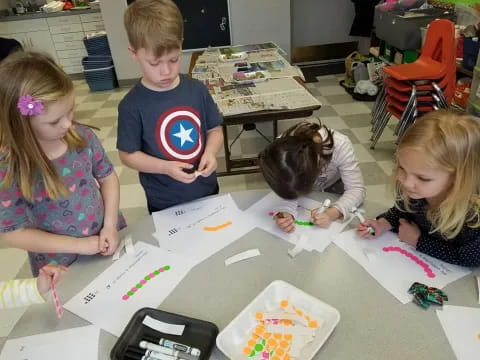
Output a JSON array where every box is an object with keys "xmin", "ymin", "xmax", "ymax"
[{"xmin": 110, "ymin": 307, "xmax": 219, "ymax": 360}]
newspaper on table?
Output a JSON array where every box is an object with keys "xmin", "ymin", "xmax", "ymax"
[{"xmin": 191, "ymin": 44, "xmax": 321, "ymax": 116}]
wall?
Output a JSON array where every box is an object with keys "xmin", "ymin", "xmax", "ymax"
[
  {"xmin": 229, "ymin": 0, "xmax": 291, "ymax": 59},
  {"xmin": 291, "ymin": 0, "xmax": 357, "ymax": 47},
  {"xmin": 100, "ymin": 0, "xmax": 292, "ymax": 82}
]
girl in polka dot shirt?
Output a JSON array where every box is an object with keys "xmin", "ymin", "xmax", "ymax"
[
  {"xmin": 357, "ymin": 110, "xmax": 480, "ymax": 267},
  {"xmin": 0, "ymin": 52, "xmax": 126, "ymax": 276}
]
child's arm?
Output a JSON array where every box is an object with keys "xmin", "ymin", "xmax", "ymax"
[
  {"xmin": 118, "ymin": 151, "xmax": 196, "ymax": 183},
  {"xmin": 198, "ymin": 126, "xmax": 223, "ymax": 177},
  {"xmin": 415, "ymin": 226, "xmax": 480, "ymax": 267},
  {"xmin": 330, "ymin": 135, "xmax": 366, "ymax": 219},
  {"xmin": 98, "ymin": 172, "xmax": 120, "ymax": 256},
  {"xmin": 0, "ymin": 264, "xmax": 67, "ymax": 309},
  {"xmin": 0, "ymin": 278, "xmax": 44, "ymax": 309},
  {"xmin": 2, "ymin": 228, "xmax": 100, "ymax": 255}
]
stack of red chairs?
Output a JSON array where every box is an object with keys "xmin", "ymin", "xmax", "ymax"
[{"xmin": 370, "ymin": 19, "xmax": 456, "ymax": 148}]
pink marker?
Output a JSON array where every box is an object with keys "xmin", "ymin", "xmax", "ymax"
[{"xmin": 51, "ymin": 283, "xmax": 63, "ymax": 318}]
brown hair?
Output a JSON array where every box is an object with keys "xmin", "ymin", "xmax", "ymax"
[
  {"xmin": 124, "ymin": 0, "xmax": 183, "ymax": 57},
  {"xmin": 0, "ymin": 51, "xmax": 87, "ymax": 202},
  {"xmin": 394, "ymin": 110, "xmax": 480, "ymax": 238},
  {"xmin": 258, "ymin": 121, "xmax": 334, "ymax": 199}
]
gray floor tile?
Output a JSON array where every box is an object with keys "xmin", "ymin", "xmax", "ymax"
[
  {"xmin": 341, "ymin": 113, "xmax": 373, "ymax": 128},
  {"xmin": 359, "ymin": 162, "xmax": 390, "ymax": 186},
  {"xmin": 323, "ymin": 94, "xmax": 356, "ymax": 105}
]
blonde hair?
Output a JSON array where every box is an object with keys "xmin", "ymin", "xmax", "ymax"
[
  {"xmin": 0, "ymin": 51, "xmax": 87, "ymax": 202},
  {"xmin": 124, "ymin": 0, "xmax": 183, "ymax": 57},
  {"xmin": 394, "ymin": 110, "xmax": 480, "ymax": 238}
]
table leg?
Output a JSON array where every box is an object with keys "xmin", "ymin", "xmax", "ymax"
[{"xmin": 222, "ymin": 124, "xmax": 231, "ymax": 173}]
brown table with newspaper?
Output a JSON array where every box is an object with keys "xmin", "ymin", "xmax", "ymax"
[{"xmin": 189, "ymin": 43, "xmax": 321, "ymax": 176}]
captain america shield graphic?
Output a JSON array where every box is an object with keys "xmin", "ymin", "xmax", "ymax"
[{"xmin": 155, "ymin": 106, "xmax": 204, "ymax": 162}]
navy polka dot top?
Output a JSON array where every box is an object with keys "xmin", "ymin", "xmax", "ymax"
[{"xmin": 378, "ymin": 199, "xmax": 480, "ymax": 267}]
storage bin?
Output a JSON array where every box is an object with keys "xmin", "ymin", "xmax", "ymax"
[
  {"xmin": 374, "ymin": 8, "xmax": 455, "ymax": 50},
  {"xmin": 83, "ymin": 65, "xmax": 118, "ymax": 92},
  {"xmin": 83, "ymin": 34, "xmax": 111, "ymax": 56},
  {"xmin": 82, "ymin": 56, "xmax": 114, "ymax": 70},
  {"xmin": 463, "ymin": 38, "xmax": 480, "ymax": 71}
]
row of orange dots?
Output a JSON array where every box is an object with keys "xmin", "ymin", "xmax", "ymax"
[{"xmin": 280, "ymin": 299, "xmax": 318, "ymax": 328}]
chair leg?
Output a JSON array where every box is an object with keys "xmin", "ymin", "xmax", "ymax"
[
  {"xmin": 371, "ymin": 84, "xmax": 386, "ymax": 122},
  {"xmin": 370, "ymin": 110, "xmax": 391, "ymax": 149}
]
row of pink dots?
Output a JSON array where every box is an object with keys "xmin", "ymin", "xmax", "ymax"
[
  {"xmin": 383, "ymin": 246, "xmax": 435, "ymax": 278},
  {"xmin": 122, "ymin": 265, "xmax": 171, "ymax": 300}
]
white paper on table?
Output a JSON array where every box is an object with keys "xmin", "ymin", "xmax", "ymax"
[
  {"xmin": 153, "ymin": 195, "xmax": 254, "ymax": 265},
  {"xmin": 245, "ymin": 192, "xmax": 343, "ymax": 253},
  {"xmin": 436, "ymin": 305, "xmax": 480, "ymax": 360},
  {"xmin": 64, "ymin": 242, "xmax": 193, "ymax": 337},
  {"xmin": 0, "ymin": 325, "xmax": 100, "ymax": 360},
  {"xmin": 0, "ymin": 248, "xmax": 28, "ymax": 337},
  {"xmin": 334, "ymin": 230, "xmax": 471, "ymax": 303},
  {"xmin": 151, "ymin": 194, "xmax": 234, "ymax": 235}
]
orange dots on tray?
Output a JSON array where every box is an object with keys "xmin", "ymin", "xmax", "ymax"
[
  {"xmin": 254, "ymin": 325, "xmax": 265, "ymax": 336},
  {"xmin": 272, "ymin": 356, "xmax": 281, "ymax": 360},
  {"xmin": 268, "ymin": 338, "xmax": 278, "ymax": 348},
  {"xmin": 283, "ymin": 354, "xmax": 291, "ymax": 360},
  {"xmin": 247, "ymin": 339, "xmax": 256, "ymax": 347},
  {"xmin": 280, "ymin": 319, "xmax": 292, "ymax": 326},
  {"xmin": 308, "ymin": 320, "xmax": 318, "ymax": 328},
  {"xmin": 279, "ymin": 340, "xmax": 289, "ymax": 348},
  {"xmin": 275, "ymin": 348, "xmax": 285, "ymax": 356},
  {"xmin": 273, "ymin": 333, "xmax": 282, "ymax": 340},
  {"xmin": 283, "ymin": 333, "xmax": 292, "ymax": 341},
  {"xmin": 243, "ymin": 346, "xmax": 252, "ymax": 355},
  {"xmin": 280, "ymin": 300, "xmax": 289, "ymax": 308},
  {"xmin": 255, "ymin": 312, "xmax": 264, "ymax": 320},
  {"xmin": 263, "ymin": 332, "xmax": 272, "ymax": 339}
]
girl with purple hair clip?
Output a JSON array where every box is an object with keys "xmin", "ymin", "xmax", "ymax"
[{"xmin": 0, "ymin": 52, "xmax": 126, "ymax": 276}]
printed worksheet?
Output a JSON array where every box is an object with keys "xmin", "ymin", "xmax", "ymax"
[
  {"xmin": 334, "ymin": 230, "xmax": 471, "ymax": 303},
  {"xmin": 153, "ymin": 195, "xmax": 254, "ymax": 265},
  {"xmin": 0, "ymin": 325, "xmax": 100, "ymax": 360},
  {"xmin": 437, "ymin": 305, "xmax": 480, "ymax": 360},
  {"xmin": 64, "ymin": 242, "xmax": 193, "ymax": 337},
  {"xmin": 245, "ymin": 192, "xmax": 344, "ymax": 253}
]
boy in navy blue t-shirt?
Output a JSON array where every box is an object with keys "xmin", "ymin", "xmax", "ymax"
[{"xmin": 118, "ymin": 0, "xmax": 224, "ymax": 212}]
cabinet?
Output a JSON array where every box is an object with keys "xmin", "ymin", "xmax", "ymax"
[
  {"xmin": 0, "ymin": 11, "xmax": 105, "ymax": 75},
  {"xmin": 0, "ymin": 19, "xmax": 58, "ymax": 62}
]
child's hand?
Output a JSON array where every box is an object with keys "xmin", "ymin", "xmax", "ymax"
[
  {"xmin": 99, "ymin": 225, "xmax": 119, "ymax": 256},
  {"xmin": 275, "ymin": 212, "xmax": 295, "ymax": 233},
  {"xmin": 198, "ymin": 152, "xmax": 218, "ymax": 177},
  {"xmin": 398, "ymin": 218, "xmax": 420, "ymax": 247},
  {"xmin": 165, "ymin": 161, "xmax": 196, "ymax": 183},
  {"xmin": 312, "ymin": 211, "xmax": 333, "ymax": 228},
  {"xmin": 78, "ymin": 235, "xmax": 101, "ymax": 255},
  {"xmin": 37, "ymin": 264, "xmax": 68, "ymax": 295},
  {"xmin": 356, "ymin": 218, "xmax": 390, "ymax": 239},
  {"xmin": 312, "ymin": 208, "xmax": 340, "ymax": 229}
]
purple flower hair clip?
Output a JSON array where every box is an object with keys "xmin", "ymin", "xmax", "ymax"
[{"xmin": 17, "ymin": 95, "xmax": 44, "ymax": 116}]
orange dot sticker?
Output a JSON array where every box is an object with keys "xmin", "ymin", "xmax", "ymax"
[
  {"xmin": 280, "ymin": 340, "xmax": 289, "ymax": 348},
  {"xmin": 284, "ymin": 333, "xmax": 292, "ymax": 340},
  {"xmin": 274, "ymin": 333, "xmax": 282, "ymax": 340},
  {"xmin": 243, "ymin": 347, "xmax": 252, "ymax": 355},
  {"xmin": 255, "ymin": 312, "xmax": 263, "ymax": 320},
  {"xmin": 248, "ymin": 339, "xmax": 256, "ymax": 347},
  {"xmin": 280, "ymin": 300, "xmax": 289, "ymax": 308},
  {"xmin": 308, "ymin": 320, "xmax": 319, "ymax": 328}
]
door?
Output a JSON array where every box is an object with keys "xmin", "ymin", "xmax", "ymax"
[{"xmin": 173, "ymin": 0, "xmax": 230, "ymax": 50}]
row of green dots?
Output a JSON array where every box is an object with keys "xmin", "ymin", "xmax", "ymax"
[{"xmin": 122, "ymin": 265, "xmax": 170, "ymax": 300}]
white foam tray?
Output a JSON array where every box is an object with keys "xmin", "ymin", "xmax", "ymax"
[{"xmin": 216, "ymin": 280, "xmax": 340, "ymax": 359}]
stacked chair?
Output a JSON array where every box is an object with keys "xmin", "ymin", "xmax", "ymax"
[{"xmin": 370, "ymin": 19, "xmax": 456, "ymax": 149}]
